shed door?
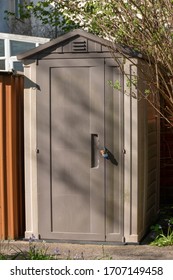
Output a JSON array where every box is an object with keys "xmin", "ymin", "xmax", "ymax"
[{"xmin": 37, "ymin": 58, "xmax": 123, "ymax": 241}]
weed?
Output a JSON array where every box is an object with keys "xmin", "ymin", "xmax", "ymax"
[
  {"xmin": 26, "ymin": 235, "xmax": 54, "ymax": 260},
  {"xmin": 96, "ymin": 245, "xmax": 112, "ymax": 260},
  {"xmin": 28, "ymin": 243, "xmax": 53, "ymax": 260}
]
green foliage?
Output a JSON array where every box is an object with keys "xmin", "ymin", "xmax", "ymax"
[
  {"xmin": 0, "ymin": 254, "xmax": 7, "ymax": 260},
  {"xmin": 4, "ymin": 0, "xmax": 173, "ymax": 122},
  {"xmin": 150, "ymin": 217, "xmax": 173, "ymax": 247},
  {"xmin": 5, "ymin": 1, "xmax": 173, "ymax": 54},
  {"xmin": 4, "ymin": 0, "xmax": 78, "ymax": 30},
  {"xmin": 144, "ymin": 89, "xmax": 151, "ymax": 95},
  {"xmin": 107, "ymin": 80, "xmax": 121, "ymax": 90}
]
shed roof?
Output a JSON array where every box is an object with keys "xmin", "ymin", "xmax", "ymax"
[{"xmin": 17, "ymin": 29, "xmax": 143, "ymax": 60}]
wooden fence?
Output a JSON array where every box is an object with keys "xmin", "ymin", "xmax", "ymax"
[{"xmin": 0, "ymin": 72, "xmax": 25, "ymax": 239}]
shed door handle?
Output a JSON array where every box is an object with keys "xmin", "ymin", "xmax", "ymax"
[{"xmin": 91, "ymin": 134, "xmax": 99, "ymax": 168}]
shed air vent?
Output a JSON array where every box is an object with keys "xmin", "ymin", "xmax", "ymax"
[{"xmin": 72, "ymin": 40, "xmax": 87, "ymax": 52}]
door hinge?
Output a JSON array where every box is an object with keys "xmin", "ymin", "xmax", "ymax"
[
  {"xmin": 122, "ymin": 149, "xmax": 126, "ymax": 155},
  {"xmin": 36, "ymin": 148, "xmax": 40, "ymax": 154}
]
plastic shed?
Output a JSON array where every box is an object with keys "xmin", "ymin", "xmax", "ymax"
[{"xmin": 18, "ymin": 29, "xmax": 160, "ymax": 243}]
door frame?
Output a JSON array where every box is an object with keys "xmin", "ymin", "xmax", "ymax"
[
  {"xmin": 23, "ymin": 57, "xmax": 125, "ymax": 242},
  {"xmin": 37, "ymin": 58, "xmax": 107, "ymax": 241}
]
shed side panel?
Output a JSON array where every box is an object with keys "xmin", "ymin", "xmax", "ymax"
[{"xmin": 137, "ymin": 60, "xmax": 159, "ymax": 239}]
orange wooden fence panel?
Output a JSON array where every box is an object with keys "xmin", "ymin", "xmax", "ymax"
[{"xmin": 0, "ymin": 72, "xmax": 24, "ymax": 239}]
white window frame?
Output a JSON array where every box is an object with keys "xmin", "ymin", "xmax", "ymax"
[
  {"xmin": 0, "ymin": 33, "xmax": 50, "ymax": 72},
  {"xmin": 0, "ymin": 39, "xmax": 6, "ymax": 70}
]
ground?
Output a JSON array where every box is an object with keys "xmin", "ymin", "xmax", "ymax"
[{"xmin": 0, "ymin": 239, "xmax": 173, "ymax": 260}]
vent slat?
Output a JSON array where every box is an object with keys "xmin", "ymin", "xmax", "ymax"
[
  {"xmin": 72, "ymin": 40, "xmax": 87, "ymax": 52},
  {"xmin": 73, "ymin": 41, "xmax": 86, "ymax": 44}
]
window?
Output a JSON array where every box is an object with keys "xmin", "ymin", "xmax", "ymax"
[
  {"xmin": 0, "ymin": 40, "xmax": 5, "ymax": 56},
  {"xmin": 0, "ymin": 60, "xmax": 5, "ymax": 70},
  {"xmin": 0, "ymin": 32, "xmax": 50, "ymax": 72},
  {"xmin": 13, "ymin": 61, "xmax": 23, "ymax": 72},
  {"xmin": 10, "ymin": 41, "xmax": 35, "ymax": 56}
]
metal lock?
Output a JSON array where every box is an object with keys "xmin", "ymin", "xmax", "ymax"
[{"xmin": 100, "ymin": 147, "xmax": 109, "ymax": 159}]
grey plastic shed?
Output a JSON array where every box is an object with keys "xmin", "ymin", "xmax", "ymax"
[{"xmin": 18, "ymin": 29, "xmax": 160, "ymax": 243}]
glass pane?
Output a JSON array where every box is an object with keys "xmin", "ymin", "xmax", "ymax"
[
  {"xmin": 10, "ymin": 40, "xmax": 36, "ymax": 56},
  {"xmin": 15, "ymin": 0, "xmax": 22, "ymax": 18},
  {"xmin": 0, "ymin": 60, "xmax": 5, "ymax": 70},
  {"xmin": 0, "ymin": 39, "xmax": 5, "ymax": 56},
  {"xmin": 13, "ymin": 61, "xmax": 23, "ymax": 72}
]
